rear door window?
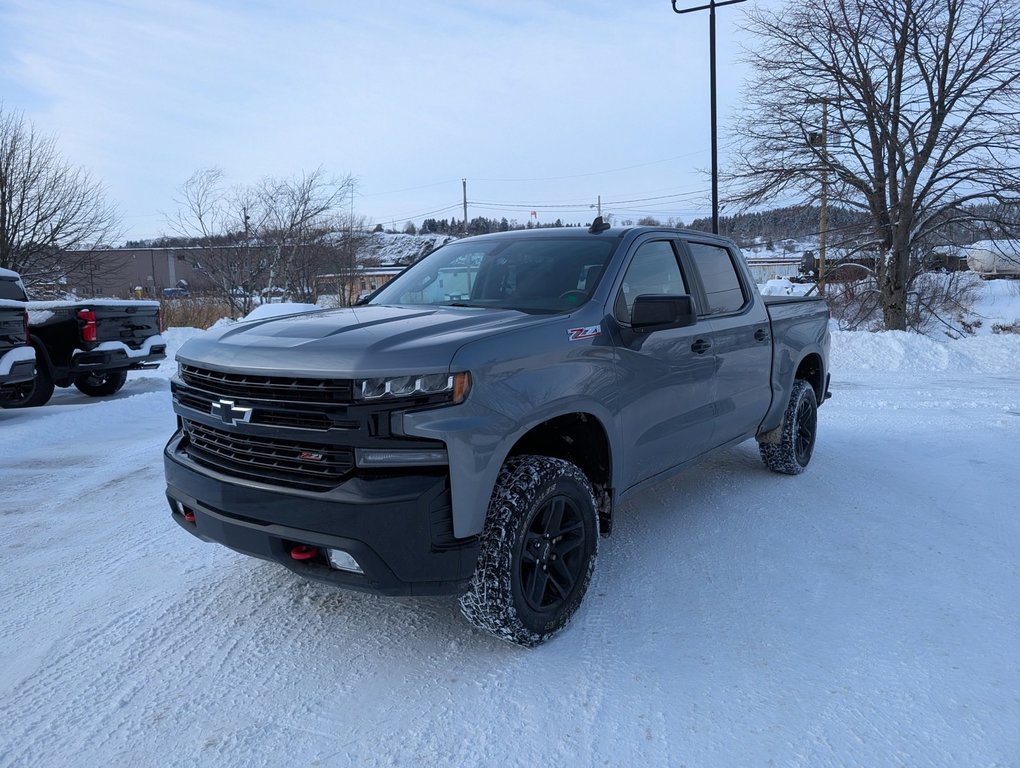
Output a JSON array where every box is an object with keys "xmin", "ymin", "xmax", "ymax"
[{"xmin": 686, "ymin": 242, "xmax": 746, "ymax": 315}]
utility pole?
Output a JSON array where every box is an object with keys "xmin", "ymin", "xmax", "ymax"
[
  {"xmin": 243, "ymin": 206, "xmax": 251, "ymax": 315},
  {"xmin": 670, "ymin": 0, "xmax": 748, "ymax": 235},
  {"xmin": 462, "ymin": 178, "xmax": 468, "ymax": 233},
  {"xmin": 819, "ymin": 101, "xmax": 828, "ymax": 297},
  {"xmin": 807, "ymin": 97, "xmax": 829, "ymax": 296}
]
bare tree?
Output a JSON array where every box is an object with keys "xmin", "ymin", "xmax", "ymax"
[
  {"xmin": 0, "ymin": 104, "xmax": 120, "ymax": 286},
  {"xmin": 167, "ymin": 167, "xmax": 356, "ymax": 315},
  {"xmin": 728, "ymin": 0, "xmax": 1020, "ymax": 330},
  {"xmin": 256, "ymin": 168, "xmax": 356, "ymax": 299},
  {"xmin": 166, "ymin": 168, "xmax": 267, "ymax": 316},
  {"xmin": 313, "ymin": 214, "xmax": 377, "ymax": 306}
]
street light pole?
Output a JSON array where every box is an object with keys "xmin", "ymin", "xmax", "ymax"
[{"xmin": 671, "ymin": 0, "xmax": 748, "ymax": 236}]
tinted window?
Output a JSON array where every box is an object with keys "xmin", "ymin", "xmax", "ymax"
[
  {"xmin": 687, "ymin": 242, "xmax": 745, "ymax": 314},
  {"xmin": 615, "ymin": 240, "xmax": 687, "ymax": 324},
  {"xmin": 0, "ymin": 278, "xmax": 27, "ymax": 301}
]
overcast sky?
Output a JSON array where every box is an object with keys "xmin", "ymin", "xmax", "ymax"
[{"xmin": 0, "ymin": 0, "xmax": 768, "ymax": 242}]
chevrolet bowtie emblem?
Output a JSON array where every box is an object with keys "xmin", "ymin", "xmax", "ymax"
[{"xmin": 210, "ymin": 399, "xmax": 253, "ymax": 426}]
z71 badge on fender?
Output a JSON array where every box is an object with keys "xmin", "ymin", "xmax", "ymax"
[{"xmin": 567, "ymin": 326, "xmax": 602, "ymax": 341}]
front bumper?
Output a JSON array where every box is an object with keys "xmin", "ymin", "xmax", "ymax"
[{"xmin": 164, "ymin": 430, "xmax": 479, "ymax": 596}]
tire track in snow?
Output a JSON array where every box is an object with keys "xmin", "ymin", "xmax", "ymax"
[{"xmin": 1, "ymin": 558, "xmax": 355, "ymax": 767}]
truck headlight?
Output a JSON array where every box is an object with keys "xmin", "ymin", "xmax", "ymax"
[{"xmin": 355, "ymin": 371, "xmax": 470, "ymax": 404}]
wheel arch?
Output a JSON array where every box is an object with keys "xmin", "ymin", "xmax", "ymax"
[
  {"xmin": 506, "ymin": 412, "xmax": 614, "ymax": 536},
  {"xmin": 795, "ymin": 352, "xmax": 825, "ymax": 401},
  {"xmin": 29, "ymin": 337, "xmax": 54, "ymax": 375}
]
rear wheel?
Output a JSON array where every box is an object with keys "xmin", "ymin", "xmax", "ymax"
[
  {"xmin": 459, "ymin": 456, "xmax": 598, "ymax": 647},
  {"xmin": 2, "ymin": 362, "xmax": 54, "ymax": 408},
  {"xmin": 759, "ymin": 379, "xmax": 818, "ymax": 474},
  {"xmin": 74, "ymin": 369, "xmax": 128, "ymax": 397}
]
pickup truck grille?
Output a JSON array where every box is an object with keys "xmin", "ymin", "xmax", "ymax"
[
  {"xmin": 181, "ymin": 364, "xmax": 354, "ymax": 404},
  {"xmin": 173, "ymin": 387, "xmax": 342, "ymax": 431},
  {"xmin": 183, "ymin": 419, "xmax": 354, "ymax": 491}
]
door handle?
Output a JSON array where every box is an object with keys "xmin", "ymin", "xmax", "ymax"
[
  {"xmin": 691, "ymin": 339, "xmax": 712, "ymax": 354},
  {"xmin": 754, "ymin": 328, "xmax": 770, "ymax": 342}
]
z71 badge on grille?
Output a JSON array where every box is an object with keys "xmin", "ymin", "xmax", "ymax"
[{"xmin": 210, "ymin": 399, "xmax": 253, "ymax": 426}]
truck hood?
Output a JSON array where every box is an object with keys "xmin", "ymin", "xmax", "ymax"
[{"xmin": 177, "ymin": 304, "xmax": 556, "ymax": 377}]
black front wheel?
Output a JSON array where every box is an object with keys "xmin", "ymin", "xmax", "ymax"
[
  {"xmin": 74, "ymin": 369, "xmax": 128, "ymax": 397},
  {"xmin": 459, "ymin": 456, "xmax": 599, "ymax": 647},
  {"xmin": 2, "ymin": 363, "xmax": 54, "ymax": 408}
]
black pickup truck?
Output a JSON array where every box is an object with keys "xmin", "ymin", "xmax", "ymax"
[
  {"xmin": 0, "ymin": 269, "xmax": 166, "ymax": 407},
  {"xmin": 0, "ymin": 270, "xmax": 36, "ymax": 406},
  {"xmin": 165, "ymin": 224, "xmax": 830, "ymax": 646}
]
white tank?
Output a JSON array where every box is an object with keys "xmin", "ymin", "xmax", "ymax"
[{"xmin": 965, "ymin": 240, "xmax": 1020, "ymax": 276}]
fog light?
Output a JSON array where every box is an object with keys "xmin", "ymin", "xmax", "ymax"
[{"xmin": 328, "ymin": 549, "xmax": 363, "ymax": 574}]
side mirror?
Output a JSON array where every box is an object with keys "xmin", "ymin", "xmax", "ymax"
[{"xmin": 631, "ymin": 294, "xmax": 697, "ymax": 332}]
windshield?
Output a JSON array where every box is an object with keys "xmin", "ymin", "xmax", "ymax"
[{"xmin": 368, "ymin": 236, "xmax": 618, "ymax": 313}]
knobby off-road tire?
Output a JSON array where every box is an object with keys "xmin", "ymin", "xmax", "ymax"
[
  {"xmin": 759, "ymin": 379, "xmax": 818, "ymax": 475},
  {"xmin": 74, "ymin": 369, "xmax": 128, "ymax": 397},
  {"xmin": 459, "ymin": 456, "xmax": 599, "ymax": 647},
  {"xmin": 3, "ymin": 363, "xmax": 55, "ymax": 408}
]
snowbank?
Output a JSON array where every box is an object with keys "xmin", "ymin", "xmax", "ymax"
[{"xmin": 832, "ymin": 329, "xmax": 1020, "ymax": 375}]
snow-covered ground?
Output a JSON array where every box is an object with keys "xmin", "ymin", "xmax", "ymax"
[{"xmin": 1, "ymin": 290, "xmax": 1019, "ymax": 767}]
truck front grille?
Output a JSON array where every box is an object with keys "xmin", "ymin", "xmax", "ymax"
[
  {"xmin": 173, "ymin": 388, "xmax": 343, "ymax": 431},
  {"xmin": 183, "ymin": 419, "xmax": 354, "ymax": 492},
  {"xmin": 181, "ymin": 364, "xmax": 354, "ymax": 404}
]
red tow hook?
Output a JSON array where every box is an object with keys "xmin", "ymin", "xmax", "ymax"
[
  {"xmin": 183, "ymin": 510, "xmax": 196, "ymax": 523},
  {"xmin": 290, "ymin": 545, "xmax": 319, "ymax": 561}
]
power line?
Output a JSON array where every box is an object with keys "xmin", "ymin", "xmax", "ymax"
[
  {"xmin": 357, "ymin": 179, "xmax": 462, "ymax": 198},
  {"xmin": 472, "ymin": 152, "xmax": 707, "ymax": 182},
  {"xmin": 373, "ymin": 202, "xmax": 463, "ymax": 223}
]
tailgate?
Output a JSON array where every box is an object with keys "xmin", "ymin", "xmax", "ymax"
[
  {"xmin": 0, "ymin": 303, "xmax": 28, "ymax": 352},
  {"xmin": 89, "ymin": 303, "xmax": 162, "ymax": 348}
]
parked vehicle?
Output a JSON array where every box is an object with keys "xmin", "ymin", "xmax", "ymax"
[
  {"xmin": 0, "ymin": 269, "xmax": 35, "ymax": 407},
  {"xmin": 0, "ymin": 269, "xmax": 166, "ymax": 407},
  {"xmin": 164, "ymin": 222, "xmax": 831, "ymax": 646}
]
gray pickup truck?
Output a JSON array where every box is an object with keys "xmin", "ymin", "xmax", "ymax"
[{"xmin": 164, "ymin": 223, "xmax": 830, "ymax": 646}]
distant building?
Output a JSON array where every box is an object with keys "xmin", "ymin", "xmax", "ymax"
[{"xmin": 59, "ymin": 247, "xmax": 219, "ymax": 298}]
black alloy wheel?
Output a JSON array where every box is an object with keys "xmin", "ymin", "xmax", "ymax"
[
  {"xmin": 794, "ymin": 390, "xmax": 817, "ymax": 466},
  {"xmin": 518, "ymin": 493, "xmax": 589, "ymax": 614}
]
